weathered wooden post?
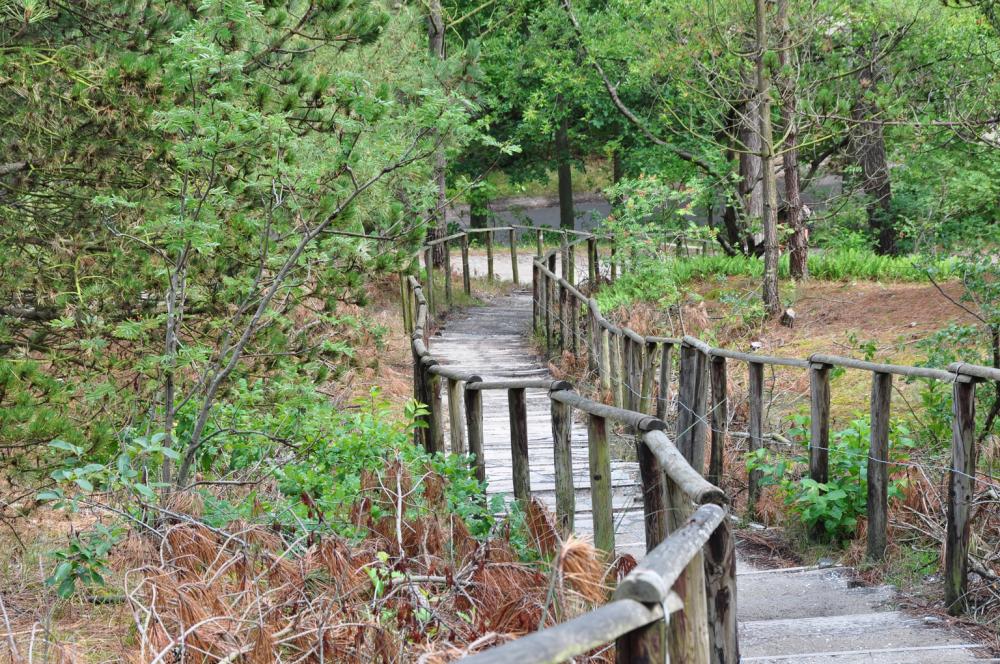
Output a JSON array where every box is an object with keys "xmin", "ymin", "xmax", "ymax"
[
  {"xmin": 676, "ymin": 338, "xmax": 709, "ymax": 468},
  {"xmin": 550, "ymin": 395, "xmax": 575, "ymax": 535},
  {"xmin": 557, "ymin": 279, "xmax": 567, "ymax": 354},
  {"xmin": 547, "ymin": 254, "xmax": 557, "ymax": 353},
  {"xmin": 560, "ymin": 232, "xmax": 569, "ymax": 281},
  {"xmin": 809, "ymin": 360, "xmax": 831, "ymax": 484},
  {"xmin": 424, "ymin": 358, "xmax": 445, "ymax": 454},
  {"xmin": 446, "ymin": 377, "xmax": 465, "ymax": 454},
  {"xmin": 656, "ymin": 342, "xmax": 673, "ymax": 421},
  {"xmin": 748, "ymin": 361, "xmax": 765, "ymax": 519},
  {"xmin": 399, "ymin": 273, "xmax": 411, "ymax": 334},
  {"xmin": 535, "ymin": 228, "xmax": 543, "ymax": 257},
  {"xmin": 532, "ymin": 262, "xmax": 540, "ymax": 333},
  {"xmin": 464, "ymin": 380, "xmax": 485, "ymax": 483},
  {"xmin": 424, "ymin": 247, "xmax": 435, "ymax": 317},
  {"xmin": 486, "ymin": 228, "xmax": 494, "ymax": 281},
  {"xmin": 460, "ymin": 233, "xmax": 471, "ymax": 296},
  {"xmin": 508, "ymin": 387, "xmax": 530, "ymax": 503},
  {"xmin": 567, "ymin": 241, "xmax": 576, "ymax": 287},
  {"xmin": 706, "ymin": 515, "xmax": 740, "ymax": 664},
  {"xmin": 587, "ymin": 413, "xmax": 615, "ymax": 554},
  {"xmin": 509, "ymin": 228, "xmax": 519, "ymax": 284},
  {"xmin": 600, "ymin": 326, "xmax": 612, "ymax": 395},
  {"xmin": 639, "ymin": 339, "xmax": 657, "ymax": 417},
  {"xmin": 569, "ymin": 293, "xmax": 579, "ymax": 357},
  {"xmin": 610, "ymin": 332, "xmax": 624, "ymax": 408},
  {"xmin": 587, "ymin": 236, "xmax": 598, "ymax": 285},
  {"xmin": 443, "ymin": 240, "xmax": 453, "ymax": 306},
  {"xmin": 709, "ymin": 355, "xmax": 728, "ymax": 486},
  {"xmin": 945, "ymin": 375, "xmax": 976, "ymax": 615},
  {"xmin": 867, "ymin": 371, "xmax": 892, "ymax": 561},
  {"xmin": 637, "ymin": 432, "xmax": 668, "ymax": 553}
]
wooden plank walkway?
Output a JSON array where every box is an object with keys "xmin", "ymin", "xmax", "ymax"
[{"xmin": 430, "ymin": 288, "xmax": 648, "ymax": 557}]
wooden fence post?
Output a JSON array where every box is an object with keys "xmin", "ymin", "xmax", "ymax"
[
  {"xmin": 465, "ymin": 382, "xmax": 485, "ymax": 483},
  {"xmin": 610, "ymin": 332, "xmax": 624, "ymax": 408},
  {"xmin": 867, "ymin": 371, "xmax": 892, "ymax": 561},
  {"xmin": 748, "ymin": 362, "xmax": 764, "ymax": 519},
  {"xmin": 676, "ymin": 341, "xmax": 709, "ymax": 472},
  {"xmin": 610, "ymin": 243, "xmax": 617, "ymax": 282},
  {"xmin": 443, "ymin": 240, "xmax": 453, "ymax": 306},
  {"xmin": 424, "ymin": 247, "xmax": 435, "ymax": 317},
  {"xmin": 508, "ymin": 387, "xmax": 530, "ymax": 503},
  {"xmin": 486, "ymin": 228, "xmax": 494, "ymax": 281},
  {"xmin": 447, "ymin": 377, "xmax": 465, "ymax": 454},
  {"xmin": 588, "ymin": 413, "xmax": 615, "ymax": 554},
  {"xmin": 532, "ymin": 262, "xmax": 540, "ymax": 334},
  {"xmin": 413, "ymin": 350, "xmax": 428, "ymax": 450},
  {"xmin": 637, "ymin": 436, "xmax": 668, "ymax": 553},
  {"xmin": 705, "ymin": 516, "xmax": 739, "ymax": 664},
  {"xmin": 665, "ymin": 477, "xmax": 711, "ymax": 664},
  {"xmin": 587, "ymin": 236, "xmax": 598, "ymax": 285},
  {"xmin": 616, "ymin": 617, "xmax": 667, "ymax": 664},
  {"xmin": 709, "ymin": 356, "xmax": 727, "ymax": 487},
  {"xmin": 945, "ymin": 377, "xmax": 976, "ymax": 615},
  {"xmin": 551, "ymin": 396, "xmax": 575, "ymax": 535},
  {"xmin": 424, "ymin": 368, "xmax": 446, "ymax": 454},
  {"xmin": 547, "ymin": 254, "xmax": 557, "ymax": 353},
  {"xmin": 560, "ymin": 233, "xmax": 569, "ymax": 281},
  {"xmin": 567, "ymin": 241, "xmax": 576, "ymax": 287},
  {"xmin": 656, "ymin": 342, "xmax": 673, "ymax": 421},
  {"xmin": 509, "ymin": 228, "xmax": 519, "ymax": 284},
  {"xmin": 461, "ymin": 234, "xmax": 471, "ymax": 296},
  {"xmin": 639, "ymin": 339, "xmax": 657, "ymax": 417},
  {"xmin": 809, "ymin": 362, "xmax": 831, "ymax": 484},
  {"xmin": 399, "ymin": 273, "xmax": 411, "ymax": 335},
  {"xmin": 600, "ymin": 326, "xmax": 612, "ymax": 395},
  {"xmin": 570, "ymin": 294, "xmax": 579, "ymax": 357},
  {"xmin": 535, "ymin": 228, "xmax": 543, "ymax": 257},
  {"xmin": 558, "ymin": 281, "xmax": 567, "ymax": 354}
]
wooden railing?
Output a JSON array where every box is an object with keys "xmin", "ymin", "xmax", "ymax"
[
  {"xmin": 401, "ymin": 224, "xmax": 993, "ymax": 662},
  {"xmin": 532, "ymin": 234, "xmax": 995, "ymax": 618},
  {"xmin": 401, "ymin": 227, "xmax": 738, "ymax": 663}
]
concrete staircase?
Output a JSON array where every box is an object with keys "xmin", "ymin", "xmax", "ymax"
[{"xmin": 737, "ymin": 564, "xmax": 992, "ymax": 662}]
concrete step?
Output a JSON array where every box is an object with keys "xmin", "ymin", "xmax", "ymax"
[
  {"xmin": 740, "ymin": 611, "xmax": 980, "ymax": 660},
  {"xmin": 741, "ymin": 644, "xmax": 987, "ymax": 663},
  {"xmin": 737, "ymin": 567, "xmax": 895, "ymax": 622}
]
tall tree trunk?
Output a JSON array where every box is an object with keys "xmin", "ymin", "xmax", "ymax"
[
  {"xmin": 852, "ymin": 37, "xmax": 896, "ymax": 255},
  {"xmin": 555, "ymin": 114, "xmax": 575, "ymax": 230},
  {"xmin": 612, "ymin": 149, "xmax": 624, "ymax": 185},
  {"xmin": 739, "ymin": 75, "xmax": 763, "ymax": 239},
  {"xmin": 755, "ymin": 0, "xmax": 781, "ymax": 317},
  {"xmin": 778, "ymin": 0, "xmax": 808, "ymax": 279},
  {"xmin": 428, "ymin": 0, "xmax": 447, "ymax": 264}
]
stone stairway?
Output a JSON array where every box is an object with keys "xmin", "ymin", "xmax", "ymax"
[{"xmin": 428, "ymin": 288, "xmax": 993, "ymax": 662}]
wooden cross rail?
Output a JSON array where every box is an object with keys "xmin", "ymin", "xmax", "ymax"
[{"xmin": 402, "ymin": 223, "xmax": 995, "ymax": 662}]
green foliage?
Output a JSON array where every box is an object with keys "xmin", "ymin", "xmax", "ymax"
[
  {"xmin": 748, "ymin": 415, "xmax": 914, "ymax": 542},
  {"xmin": 46, "ymin": 524, "xmax": 121, "ymax": 598}
]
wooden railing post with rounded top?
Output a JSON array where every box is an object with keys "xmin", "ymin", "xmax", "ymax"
[
  {"xmin": 867, "ymin": 371, "xmax": 892, "ymax": 561},
  {"xmin": 587, "ymin": 412, "xmax": 615, "ymax": 554},
  {"xmin": 464, "ymin": 377, "xmax": 485, "ymax": 483},
  {"xmin": 486, "ymin": 228, "xmax": 494, "ymax": 281},
  {"xmin": 446, "ymin": 377, "xmax": 465, "ymax": 454},
  {"xmin": 424, "ymin": 247, "xmax": 435, "ymax": 317},
  {"xmin": 460, "ymin": 234, "xmax": 471, "ymax": 296},
  {"xmin": 709, "ymin": 355, "xmax": 727, "ymax": 487},
  {"xmin": 747, "ymin": 361, "xmax": 764, "ymax": 519},
  {"xmin": 509, "ymin": 228, "xmax": 519, "ymax": 284},
  {"xmin": 550, "ymin": 395, "xmax": 574, "ymax": 535},
  {"xmin": 508, "ymin": 387, "xmax": 530, "ymax": 503},
  {"xmin": 946, "ymin": 375, "xmax": 977, "ymax": 615}
]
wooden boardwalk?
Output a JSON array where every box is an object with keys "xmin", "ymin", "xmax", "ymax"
[{"xmin": 430, "ymin": 288, "xmax": 648, "ymax": 556}]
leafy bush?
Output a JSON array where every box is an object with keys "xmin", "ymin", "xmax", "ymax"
[{"xmin": 747, "ymin": 414, "xmax": 914, "ymax": 542}]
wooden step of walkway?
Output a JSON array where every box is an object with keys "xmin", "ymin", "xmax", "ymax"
[{"xmin": 427, "ymin": 285, "xmax": 991, "ymax": 662}]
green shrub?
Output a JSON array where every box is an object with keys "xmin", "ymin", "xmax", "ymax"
[{"xmin": 747, "ymin": 414, "xmax": 915, "ymax": 542}]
